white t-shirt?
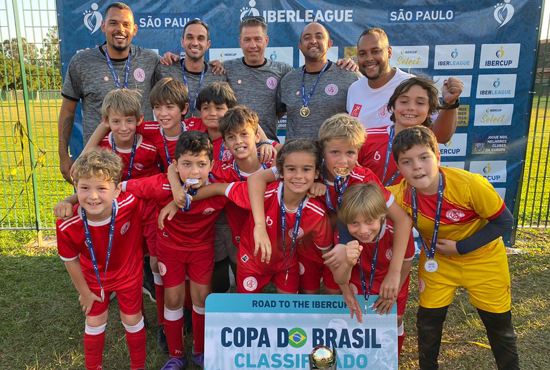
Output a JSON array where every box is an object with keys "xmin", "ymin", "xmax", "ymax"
[{"xmin": 346, "ymin": 68, "xmax": 413, "ymax": 129}]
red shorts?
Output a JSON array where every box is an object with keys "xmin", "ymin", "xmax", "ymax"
[
  {"xmin": 237, "ymin": 256, "xmax": 299, "ymax": 294},
  {"xmin": 349, "ymin": 271, "xmax": 411, "ymax": 316},
  {"xmin": 88, "ymin": 276, "xmax": 142, "ymax": 317},
  {"xmin": 142, "ymin": 222, "xmax": 157, "ymax": 256},
  {"xmin": 157, "ymin": 246, "xmax": 214, "ymax": 287},
  {"xmin": 298, "ymin": 254, "xmax": 339, "ymax": 291}
]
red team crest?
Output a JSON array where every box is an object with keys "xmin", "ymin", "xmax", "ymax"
[
  {"xmin": 418, "ymin": 277, "xmax": 426, "ymax": 293},
  {"xmin": 133, "ymin": 68, "xmax": 145, "ymax": 82},
  {"xmin": 386, "ymin": 248, "xmax": 393, "ymax": 261},
  {"xmin": 266, "ymin": 77, "xmax": 277, "ymax": 89},
  {"xmin": 288, "ymin": 227, "xmax": 304, "ymax": 239},
  {"xmin": 378, "ymin": 106, "xmax": 388, "ymax": 118},
  {"xmin": 243, "ymin": 276, "xmax": 258, "ymax": 292},
  {"xmin": 350, "ymin": 104, "xmax": 362, "ymax": 117},
  {"xmin": 299, "ymin": 262, "xmax": 305, "ymax": 275},
  {"xmin": 120, "ymin": 221, "xmax": 131, "ymax": 235},
  {"xmin": 325, "ymin": 84, "xmax": 338, "ymax": 95},
  {"xmin": 446, "ymin": 209, "xmax": 465, "ymax": 222},
  {"xmin": 158, "ymin": 262, "xmax": 167, "ymax": 276}
]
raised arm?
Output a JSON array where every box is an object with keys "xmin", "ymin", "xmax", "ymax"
[{"xmin": 431, "ymin": 77, "xmax": 463, "ymax": 143}]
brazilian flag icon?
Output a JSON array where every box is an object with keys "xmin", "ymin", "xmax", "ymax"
[{"xmin": 288, "ymin": 328, "xmax": 307, "ymax": 348}]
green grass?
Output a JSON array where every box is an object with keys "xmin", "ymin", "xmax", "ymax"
[{"xmin": 0, "ymin": 230, "xmax": 548, "ymax": 369}]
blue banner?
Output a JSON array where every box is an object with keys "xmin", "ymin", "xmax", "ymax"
[{"xmin": 57, "ymin": 0, "xmax": 543, "ymax": 244}]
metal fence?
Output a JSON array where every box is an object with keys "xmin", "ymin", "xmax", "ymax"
[
  {"xmin": 0, "ymin": 0, "xmax": 71, "ymax": 240},
  {"xmin": 1, "ymin": 0, "xmax": 549, "ymax": 240}
]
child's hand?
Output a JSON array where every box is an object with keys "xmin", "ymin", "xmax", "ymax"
[
  {"xmin": 442, "ymin": 77, "xmax": 464, "ymax": 105},
  {"xmin": 307, "ymin": 182, "xmax": 327, "ymax": 198},
  {"xmin": 342, "ymin": 289, "xmax": 363, "ymax": 323},
  {"xmin": 372, "ymin": 295, "xmax": 396, "ymax": 316},
  {"xmin": 158, "ymin": 200, "xmax": 179, "ymax": 230},
  {"xmin": 258, "ymin": 143, "xmax": 276, "ymax": 165},
  {"xmin": 435, "ymin": 238, "xmax": 458, "ymax": 256},
  {"xmin": 160, "ymin": 51, "xmax": 179, "ymax": 66},
  {"xmin": 78, "ymin": 291, "xmax": 102, "ymax": 315},
  {"xmin": 54, "ymin": 200, "xmax": 74, "ymax": 220},
  {"xmin": 253, "ymin": 225, "xmax": 272, "ymax": 264},
  {"xmin": 323, "ymin": 243, "xmax": 347, "ymax": 269},
  {"xmin": 345, "ymin": 240, "xmax": 363, "ymax": 266},
  {"xmin": 378, "ymin": 270, "xmax": 399, "ymax": 302}
]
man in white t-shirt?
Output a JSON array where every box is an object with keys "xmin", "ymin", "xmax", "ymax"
[{"xmin": 347, "ymin": 28, "xmax": 463, "ymax": 142}]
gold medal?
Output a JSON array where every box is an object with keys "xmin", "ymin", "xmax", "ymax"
[{"xmin": 300, "ymin": 106, "xmax": 310, "ymax": 118}]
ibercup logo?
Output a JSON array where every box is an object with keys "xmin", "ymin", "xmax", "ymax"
[
  {"xmin": 493, "ymin": 78, "xmax": 501, "ymax": 88},
  {"xmin": 444, "ymin": 139, "xmax": 452, "ymax": 147},
  {"xmin": 496, "ymin": 46, "xmax": 505, "ymax": 59},
  {"xmin": 83, "ymin": 3, "xmax": 102, "ymax": 34},
  {"xmin": 451, "ymin": 48, "xmax": 458, "ymax": 59},
  {"xmin": 483, "ymin": 163, "xmax": 492, "ymax": 174},
  {"xmin": 270, "ymin": 51, "xmax": 277, "ymax": 61},
  {"xmin": 494, "ymin": 0, "xmax": 514, "ymax": 28},
  {"xmin": 240, "ymin": 0, "xmax": 261, "ymax": 21}
]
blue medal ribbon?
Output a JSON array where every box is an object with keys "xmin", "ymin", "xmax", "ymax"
[
  {"xmin": 411, "ymin": 171, "xmax": 444, "ymax": 259},
  {"xmin": 321, "ymin": 160, "xmax": 349, "ymax": 212},
  {"xmin": 280, "ymin": 184, "xmax": 307, "ymax": 285},
  {"xmin": 104, "ymin": 47, "xmax": 131, "ymax": 89},
  {"xmin": 181, "ymin": 173, "xmax": 215, "ymax": 212},
  {"xmin": 160, "ymin": 122, "xmax": 185, "ymax": 166},
  {"xmin": 301, "ymin": 61, "xmax": 329, "ymax": 109},
  {"xmin": 358, "ymin": 238, "xmax": 380, "ymax": 314},
  {"xmin": 111, "ymin": 133, "xmax": 137, "ymax": 181},
  {"xmin": 182, "ymin": 60, "xmax": 205, "ymax": 117},
  {"xmin": 219, "ymin": 142, "xmax": 225, "ymax": 161},
  {"xmin": 233, "ymin": 155, "xmax": 267, "ymax": 182},
  {"xmin": 81, "ymin": 201, "xmax": 117, "ymax": 301},
  {"xmin": 382, "ymin": 126, "xmax": 401, "ymax": 186}
]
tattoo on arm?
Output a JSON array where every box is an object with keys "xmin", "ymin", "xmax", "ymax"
[{"xmin": 61, "ymin": 116, "xmax": 75, "ymax": 151}]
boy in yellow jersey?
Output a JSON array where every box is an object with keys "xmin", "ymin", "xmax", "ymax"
[{"xmin": 389, "ymin": 126, "xmax": 519, "ymax": 369}]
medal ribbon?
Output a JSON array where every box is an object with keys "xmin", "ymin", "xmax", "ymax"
[
  {"xmin": 182, "ymin": 60, "xmax": 205, "ymax": 117},
  {"xmin": 358, "ymin": 238, "xmax": 380, "ymax": 314},
  {"xmin": 81, "ymin": 201, "xmax": 117, "ymax": 300},
  {"xmin": 280, "ymin": 184, "xmax": 307, "ymax": 284},
  {"xmin": 111, "ymin": 133, "xmax": 137, "ymax": 180},
  {"xmin": 411, "ymin": 171, "xmax": 444, "ymax": 259},
  {"xmin": 160, "ymin": 122, "xmax": 186, "ymax": 166},
  {"xmin": 301, "ymin": 61, "xmax": 329, "ymax": 109},
  {"xmin": 321, "ymin": 160, "xmax": 349, "ymax": 212},
  {"xmin": 382, "ymin": 126, "xmax": 401, "ymax": 186},
  {"xmin": 233, "ymin": 156, "xmax": 268, "ymax": 182},
  {"xmin": 104, "ymin": 47, "xmax": 131, "ymax": 89}
]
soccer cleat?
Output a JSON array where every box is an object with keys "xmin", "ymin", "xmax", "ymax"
[
  {"xmin": 160, "ymin": 356, "xmax": 188, "ymax": 370},
  {"xmin": 157, "ymin": 324, "xmax": 168, "ymax": 353},
  {"xmin": 142, "ymin": 257, "xmax": 156, "ymax": 302},
  {"xmin": 191, "ymin": 347, "xmax": 204, "ymax": 368},
  {"xmin": 184, "ymin": 308, "xmax": 193, "ymax": 334}
]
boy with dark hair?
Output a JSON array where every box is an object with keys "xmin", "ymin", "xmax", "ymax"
[
  {"xmin": 55, "ymin": 148, "xmax": 147, "ymax": 370},
  {"xmin": 389, "ymin": 126, "xmax": 519, "ymax": 369},
  {"xmin": 124, "ymin": 130, "xmax": 228, "ymax": 369}
]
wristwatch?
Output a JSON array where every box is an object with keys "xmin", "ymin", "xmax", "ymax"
[{"xmin": 441, "ymin": 98, "xmax": 460, "ymax": 110}]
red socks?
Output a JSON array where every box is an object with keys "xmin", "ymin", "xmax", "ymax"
[
  {"xmin": 84, "ymin": 323, "xmax": 106, "ymax": 370},
  {"xmin": 123, "ymin": 317, "xmax": 146, "ymax": 370},
  {"xmin": 192, "ymin": 305, "xmax": 206, "ymax": 354},
  {"xmin": 164, "ymin": 306, "xmax": 185, "ymax": 358}
]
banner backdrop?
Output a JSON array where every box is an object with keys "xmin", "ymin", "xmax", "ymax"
[{"xmin": 57, "ymin": 0, "xmax": 543, "ymax": 244}]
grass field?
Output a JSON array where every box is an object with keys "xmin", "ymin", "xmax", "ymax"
[{"xmin": 0, "ymin": 230, "xmax": 548, "ymax": 369}]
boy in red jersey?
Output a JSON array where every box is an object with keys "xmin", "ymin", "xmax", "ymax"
[
  {"xmin": 124, "ymin": 130, "xmax": 227, "ymax": 369},
  {"xmin": 341, "ymin": 126, "xmax": 519, "ymax": 369},
  {"xmin": 357, "ymin": 77, "xmax": 442, "ymax": 186},
  {"xmin": 164, "ymin": 106, "xmax": 275, "ymax": 293},
  {"xmin": 55, "ymin": 149, "xmax": 147, "ymax": 370},
  {"xmin": 331, "ymin": 183, "xmax": 415, "ymax": 357}
]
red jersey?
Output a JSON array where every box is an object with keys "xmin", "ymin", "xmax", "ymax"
[
  {"xmin": 228, "ymin": 181, "xmax": 333, "ymax": 275},
  {"xmin": 211, "ymin": 135, "xmax": 234, "ymax": 163},
  {"xmin": 358, "ymin": 126, "xmax": 402, "ymax": 186},
  {"xmin": 137, "ymin": 118, "xmax": 207, "ymax": 170},
  {"xmin": 125, "ymin": 173, "xmax": 228, "ymax": 252},
  {"xmin": 210, "ymin": 159, "xmax": 274, "ymax": 245},
  {"xmin": 335, "ymin": 219, "xmax": 415, "ymax": 292},
  {"xmin": 56, "ymin": 192, "xmax": 145, "ymax": 291},
  {"xmin": 98, "ymin": 133, "xmax": 161, "ymax": 226}
]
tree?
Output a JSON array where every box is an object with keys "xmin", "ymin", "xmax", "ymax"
[{"xmin": 2, "ymin": 37, "xmax": 39, "ymax": 64}]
